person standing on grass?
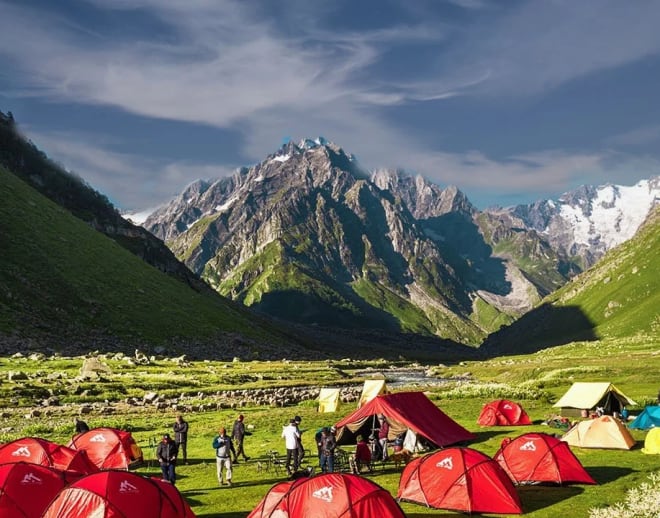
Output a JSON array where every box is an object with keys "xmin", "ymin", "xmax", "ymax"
[
  {"xmin": 377, "ymin": 415, "xmax": 390, "ymax": 461},
  {"xmin": 173, "ymin": 414, "xmax": 189, "ymax": 464},
  {"xmin": 318, "ymin": 427, "xmax": 336, "ymax": 473},
  {"xmin": 231, "ymin": 414, "xmax": 250, "ymax": 463},
  {"xmin": 156, "ymin": 433, "xmax": 178, "ymax": 485},
  {"xmin": 213, "ymin": 427, "xmax": 233, "ymax": 487},
  {"xmin": 282, "ymin": 418, "xmax": 301, "ymax": 476},
  {"xmin": 294, "ymin": 415, "xmax": 305, "ymax": 464},
  {"xmin": 74, "ymin": 417, "xmax": 89, "ymax": 434}
]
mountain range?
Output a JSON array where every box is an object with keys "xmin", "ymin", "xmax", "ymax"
[{"xmin": 142, "ymin": 138, "xmax": 659, "ymax": 345}]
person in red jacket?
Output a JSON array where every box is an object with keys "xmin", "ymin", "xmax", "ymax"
[{"xmin": 350, "ymin": 435, "xmax": 373, "ymax": 474}]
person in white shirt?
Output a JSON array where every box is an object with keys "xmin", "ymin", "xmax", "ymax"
[{"xmin": 281, "ymin": 418, "xmax": 301, "ymax": 476}]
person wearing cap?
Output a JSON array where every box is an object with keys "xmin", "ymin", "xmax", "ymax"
[
  {"xmin": 318, "ymin": 427, "xmax": 336, "ymax": 473},
  {"xmin": 231, "ymin": 414, "xmax": 250, "ymax": 463},
  {"xmin": 156, "ymin": 433, "xmax": 178, "ymax": 485},
  {"xmin": 173, "ymin": 414, "xmax": 189, "ymax": 464},
  {"xmin": 281, "ymin": 418, "xmax": 301, "ymax": 476},
  {"xmin": 212, "ymin": 427, "xmax": 233, "ymax": 487}
]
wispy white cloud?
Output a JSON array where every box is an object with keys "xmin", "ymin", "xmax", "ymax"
[
  {"xmin": 2, "ymin": 0, "xmax": 659, "ymax": 211},
  {"xmin": 29, "ymin": 130, "xmax": 235, "ymax": 210},
  {"xmin": 452, "ymin": 0, "xmax": 660, "ymax": 96}
]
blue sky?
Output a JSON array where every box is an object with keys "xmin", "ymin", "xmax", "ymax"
[{"xmin": 1, "ymin": 0, "xmax": 659, "ymax": 212}]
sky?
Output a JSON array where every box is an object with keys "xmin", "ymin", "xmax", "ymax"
[{"xmin": 1, "ymin": 0, "xmax": 660, "ymax": 212}]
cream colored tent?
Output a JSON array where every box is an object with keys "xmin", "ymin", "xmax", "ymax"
[
  {"xmin": 358, "ymin": 379, "xmax": 388, "ymax": 408},
  {"xmin": 553, "ymin": 382, "xmax": 636, "ymax": 417},
  {"xmin": 318, "ymin": 388, "xmax": 340, "ymax": 413},
  {"xmin": 561, "ymin": 416, "xmax": 636, "ymax": 450}
]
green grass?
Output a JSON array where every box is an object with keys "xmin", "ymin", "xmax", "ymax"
[
  {"xmin": 1, "ymin": 336, "xmax": 658, "ymax": 517},
  {"xmin": 0, "ymin": 166, "xmax": 292, "ymax": 348}
]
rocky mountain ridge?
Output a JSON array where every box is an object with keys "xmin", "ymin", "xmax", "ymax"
[{"xmin": 143, "ymin": 138, "xmax": 657, "ymax": 344}]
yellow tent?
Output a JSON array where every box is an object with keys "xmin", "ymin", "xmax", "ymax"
[
  {"xmin": 553, "ymin": 382, "xmax": 636, "ymax": 416},
  {"xmin": 561, "ymin": 416, "xmax": 636, "ymax": 450},
  {"xmin": 641, "ymin": 427, "xmax": 660, "ymax": 455},
  {"xmin": 358, "ymin": 379, "xmax": 388, "ymax": 408},
  {"xmin": 318, "ymin": 388, "xmax": 340, "ymax": 413}
]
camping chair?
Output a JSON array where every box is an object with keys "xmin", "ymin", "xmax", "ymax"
[
  {"xmin": 333, "ymin": 448, "xmax": 351, "ymax": 473},
  {"xmin": 265, "ymin": 450, "xmax": 287, "ymax": 475}
]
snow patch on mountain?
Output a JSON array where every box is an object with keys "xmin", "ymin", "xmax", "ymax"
[{"xmin": 560, "ymin": 180, "xmax": 656, "ymax": 248}]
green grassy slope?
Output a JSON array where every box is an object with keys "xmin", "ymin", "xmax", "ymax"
[
  {"xmin": 482, "ymin": 206, "xmax": 660, "ymax": 354},
  {"xmin": 0, "ymin": 166, "xmax": 296, "ymax": 353}
]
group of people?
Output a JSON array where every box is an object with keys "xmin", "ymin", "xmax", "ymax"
[
  {"xmin": 156, "ymin": 412, "xmax": 392, "ymax": 487},
  {"xmin": 155, "ymin": 413, "xmax": 251, "ymax": 487}
]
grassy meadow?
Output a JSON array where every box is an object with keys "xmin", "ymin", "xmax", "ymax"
[{"xmin": 1, "ymin": 334, "xmax": 658, "ymax": 517}]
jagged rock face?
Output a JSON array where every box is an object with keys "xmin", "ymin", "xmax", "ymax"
[
  {"xmin": 145, "ymin": 140, "xmax": 502, "ymax": 343},
  {"xmin": 503, "ymin": 177, "xmax": 660, "ymax": 268},
  {"xmin": 143, "ymin": 139, "xmax": 657, "ymax": 344}
]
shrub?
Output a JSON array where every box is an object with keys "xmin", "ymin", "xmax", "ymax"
[{"xmin": 589, "ymin": 472, "xmax": 660, "ymax": 518}]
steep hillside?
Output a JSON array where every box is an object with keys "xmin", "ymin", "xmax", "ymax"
[
  {"xmin": 0, "ymin": 164, "xmax": 306, "ymax": 357},
  {"xmin": 0, "ymin": 111, "xmax": 206, "ymax": 293},
  {"xmin": 481, "ymin": 206, "xmax": 660, "ymax": 355}
]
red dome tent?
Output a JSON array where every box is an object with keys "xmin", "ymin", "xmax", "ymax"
[
  {"xmin": 477, "ymin": 399, "xmax": 532, "ymax": 426},
  {"xmin": 150, "ymin": 477, "xmax": 197, "ymax": 517},
  {"xmin": 0, "ymin": 462, "xmax": 68, "ymax": 517},
  {"xmin": 68, "ymin": 428, "xmax": 143, "ymax": 470},
  {"xmin": 248, "ymin": 479, "xmax": 302, "ymax": 518},
  {"xmin": 0, "ymin": 437, "xmax": 98, "ymax": 477},
  {"xmin": 42, "ymin": 470, "xmax": 195, "ymax": 518},
  {"xmin": 494, "ymin": 433, "xmax": 596, "ymax": 485},
  {"xmin": 249, "ymin": 473, "xmax": 405, "ymax": 517},
  {"xmin": 334, "ymin": 392, "xmax": 475, "ymax": 447},
  {"xmin": 397, "ymin": 447, "xmax": 523, "ymax": 515}
]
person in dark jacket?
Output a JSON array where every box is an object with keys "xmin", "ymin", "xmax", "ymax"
[
  {"xmin": 231, "ymin": 414, "xmax": 250, "ymax": 463},
  {"xmin": 156, "ymin": 433, "xmax": 178, "ymax": 485},
  {"xmin": 318, "ymin": 427, "xmax": 336, "ymax": 473},
  {"xmin": 74, "ymin": 417, "xmax": 90, "ymax": 434},
  {"xmin": 173, "ymin": 414, "xmax": 189, "ymax": 463}
]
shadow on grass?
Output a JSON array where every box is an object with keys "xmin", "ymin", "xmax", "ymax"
[
  {"xmin": 469, "ymin": 429, "xmax": 510, "ymax": 444},
  {"xmin": 480, "ymin": 304, "xmax": 599, "ymax": 357},
  {"xmin": 196, "ymin": 513, "xmax": 251, "ymax": 518},
  {"xmin": 588, "ymin": 466, "xmax": 635, "ymax": 484},
  {"xmin": 517, "ymin": 485, "xmax": 584, "ymax": 513}
]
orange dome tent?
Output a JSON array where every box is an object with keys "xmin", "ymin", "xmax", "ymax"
[
  {"xmin": 561, "ymin": 416, "xmax": 636, "ymax": 450},
  {"xmin": 0, "ymin": 437, "xmax": 98, "ymax": 477},
  {"xmin": 397, "ymin": 447, "xmax": 523, "ymax": 514},
  {"xmin": 0, "ymin": 462, "xmax": 69, "ymax": 517},
  {"xmin": 249, "ymin": 473, "xmax": 405, "ymax": 517},
  {"xmin": 494, "ymin": 432, "xmax": 596, "ymax": 485},
  {"xmin": 69, "ymin": 427, "xmax": 143, "ymax": 470},
  {"xmin": 42, "ymin": 470, "xmax": 194, "ymax": 518},
  {"xmin": 477, "ymin": 399, "xmax": 532, "ymax": 426}
]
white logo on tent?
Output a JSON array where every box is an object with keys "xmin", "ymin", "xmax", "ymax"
[
  {"xmin": 519, "ymin": 440, "xmax": 537, "ymax": 452},
  {"xmin": 119, "ymin": 480, "xmax": 139, "ymax": 493},
  {"xmin": 503, "ymin": 404, "xmax": 513, "ymax": 409},
  {"xmin": 11, "ymin": 446, "xmax": 31, "ymax": 457},
  {"xmin": 312, "ymin": 486, "xmax": 334, "ymax": 502},
  {"xmin": 21, "ymin": 472, "xmax": 43, "ymax": 485},
  {"xmin": 436, "ymin": 457, "xmax": 454, "ymax": 470},
  {"xmin": 90, "ymin": 434, "xmax": 107, "ymax": 443}
]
